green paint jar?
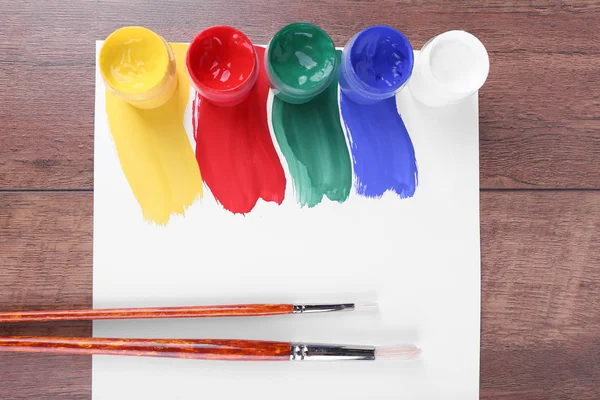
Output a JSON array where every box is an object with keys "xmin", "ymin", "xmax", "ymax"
[{"xmin": 266, "ymin": 23, "xmax": 337, "ymax": 104}]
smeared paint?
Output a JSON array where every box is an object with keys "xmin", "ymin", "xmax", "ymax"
[
  {"xmin": 340, "ymin": 93, "xmax": 418, "ymax": 198},
  {"xmin": 105, "ymin": 42, "xmax": 203, "ymax": 225},
  {"xmin": 192, "ymin": 46, "xmax": 286, "ymax": 214},
  {"xmin": 271, "ymin": 50, "xmax": 352, "ymax": 207}
]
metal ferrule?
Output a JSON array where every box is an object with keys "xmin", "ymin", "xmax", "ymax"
[
  {"xmin": 290, "ymin": 343, "xmax": 376, "ymax": 361},
  {"xmin": 292, "ymin": 303, "xmax": 355, "ymax": 314}
]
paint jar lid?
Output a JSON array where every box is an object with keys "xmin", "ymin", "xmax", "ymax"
[
  {"xmin": 100, "ymin": 26, "xmax": 176, "ymax": 108},
  {"xmin": 340, "ymin": 25, "xmax": 414, "ymax": 103},
  {"xmin": 266, "ymin": 23, "xmax": 337, "ymax": 104},
  {"xmin": 186, "ymin": 26, "xmax": 259, "ymax": 107}
]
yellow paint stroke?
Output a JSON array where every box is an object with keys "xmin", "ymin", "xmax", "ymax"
[{"xmin": 105, "ymin": 42, "xmax": 203, "ymax": 225}]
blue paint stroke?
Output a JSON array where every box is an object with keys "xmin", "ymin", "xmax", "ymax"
[{"xmin": 339, "ymin": 92, "xmax": 418, "ymax": 198}]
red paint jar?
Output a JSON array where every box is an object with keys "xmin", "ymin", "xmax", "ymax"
[{"xmin": 186, "ymin": 26, "xmax": 259, "ymax": 107}]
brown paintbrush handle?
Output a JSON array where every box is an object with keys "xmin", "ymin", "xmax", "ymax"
[
  {"xmin": 0, "ymin": 337, "xmax": 291, "ymax": 361},
  {"xmin": 0, "ymin": 304, "xmax": 294, "ymax": 323}
]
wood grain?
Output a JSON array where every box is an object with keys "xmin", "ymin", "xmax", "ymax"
[
  {"xmin": 0, "ymin": 304, "xmax": 294, "ymax": 323},
  {"xmin": 0, "ymin": 337, "xmax": 291, "ymax": 361},
  {"xmin": 0, "ymin": 0, "xmax": 599, "ymax": 189},
  {"xmin": 0, "ymin": 193, "xmax": 92, "ymax": 400},
  {"xmin": 0, "ymin": 352, "xmax": 90, "ymax": 400},
  {"xmin": 0, "ymin": 193, "xmax": 92, "ymax": 310},
  {"xmin": 480, "ymin": 190, "xmax": 600, "ymax": 399},
  {"xmin": 1, "ymin": 191, "xmax": 599, "ymax": 398}
]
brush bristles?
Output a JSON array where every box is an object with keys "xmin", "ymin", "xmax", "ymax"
[
  {"xmin": 375, "ymin": 345, "xmax": 421, "ymax": 360},
  {"xmin": 353, "ymin": 302, "xmax": 378, "ymax": 312}
]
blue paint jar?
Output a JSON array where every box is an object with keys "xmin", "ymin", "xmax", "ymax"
[{"xmin": 339, "ymin": 26, "xmax": 414, "ymax": 105}]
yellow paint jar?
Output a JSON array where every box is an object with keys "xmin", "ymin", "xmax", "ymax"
[{"xmin": 100, "ymin": 26, "xmax": 177, "ymax": 109}]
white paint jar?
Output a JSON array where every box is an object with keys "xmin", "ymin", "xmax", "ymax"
[{"xmin": 408, "ymin": 31, "xmax": 489, "ymax": 107}]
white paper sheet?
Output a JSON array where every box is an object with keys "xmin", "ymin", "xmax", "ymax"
[{"xmin": 93, "ymin": 41, "xmax": 480, "ymax": 399}]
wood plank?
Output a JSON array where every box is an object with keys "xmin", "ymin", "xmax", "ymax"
[
  {"xmin": 2, "ymin": 1, "xmax": 600, "ymax": 59},
  {"xmin": 0, "ymin": 192, "xmax": 92, "ymax": 309},
  {"xmin": 0, "ymin": 193, "xmax": 92, "ymax": 400},
  {"xmin": 0, "ymin": 191, "xmax": 599, "ymax": 398},
  {"xmin": 0, "ymin": 0, "xmax": 599, "ymax": 190},
  {"xmin": 480, "ymin": 190, "xmax": 600, "ymax": 399},
  {"xmin": 0, "ymin": 351, "xmax": 90, "ymax": 400}
]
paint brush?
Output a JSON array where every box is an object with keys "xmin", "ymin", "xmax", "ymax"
[
  {"xmin": 0, "ymin": 303, "xmax": 377, "ymax": 323},
  {"xmin": 0, "ymin": 336, "xmax": 419, "ymax": 361}
]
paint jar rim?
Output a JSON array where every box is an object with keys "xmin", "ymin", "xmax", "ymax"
[
  {"xmin": 186, "ymin": 26, "xmax": 259, "ymax": 106},
  {"xmin": 100, "ymin": 26, "xmax": 177, "ymax": 108},
  {"xmin": 266, "ymin": 22, "xmax": 337, "ymax": 103},
  {"xmin": 340, "ymin": 25, "xmax": 414, "ymax": 102},
  {"xmin": 423, "ymin": 30, "xmax": 489, "ymax": 97}
]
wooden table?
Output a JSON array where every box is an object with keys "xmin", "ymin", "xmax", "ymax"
[{"xmin": 1, "ymin": 1, "xmax": 599, "ymax": 398}]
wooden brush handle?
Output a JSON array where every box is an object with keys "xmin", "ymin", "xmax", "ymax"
[
  {"xmin": 0, "ymin": 304, "xmax": 293, "ymax": 323},
  {"xmin": 0, "ymin": 337, "xmax": 291, "ymax": 361}
]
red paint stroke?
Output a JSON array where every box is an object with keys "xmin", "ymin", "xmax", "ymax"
[{"xmin": 192, "ymin": 46, "xmax": 286, "ymax": 214}]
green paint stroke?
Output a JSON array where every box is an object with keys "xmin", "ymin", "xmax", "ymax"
[{"xmin": 272, "ymin": 50, "xmax": 352, "ymax": 207}]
